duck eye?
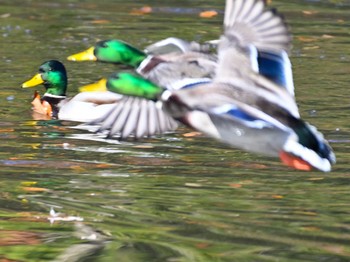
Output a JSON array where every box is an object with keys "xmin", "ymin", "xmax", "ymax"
[{"xmin": 101, "ymin": 42, "xmax": 109, "ymax": 48}]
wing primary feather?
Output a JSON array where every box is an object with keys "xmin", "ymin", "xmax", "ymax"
[
  {"xmin": 135, "ymin": 99, "xmax": 149, "ymax": 138},
  {"xmin": 236, "ymin": 0, "xmax": 255, "ymax": 22},
  {"xmin": 147, "ymin": 100, "xmax": 158, "ymax": 136},
  {"xmin": 97, "ymin": 101, "xmax": 124, "ymax": 132},
  {"xmin": 120, "ymin": 100, "xmax": 141, "ymax": 139},
  {"xmin": 223, "ymin": 0, "xmax": 290, "ymax": 53},
  {"xmin": 106, "ymin": 98, "xmax": 133, "ymax": 138},
  {"xmin": 156, "ymin": 107, "xmax": 168, "ymax": 133}
]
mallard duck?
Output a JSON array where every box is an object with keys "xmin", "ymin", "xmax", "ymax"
[
  {"xmin": 67, "ymin": 38, "xmax": 218, "ymax": 88},
  {"xmin": 86, "ymin": 68, "xmax": 334, "ymax": 172},
  {"xmin": 21, "ymin": 60, "xmax": 122, "ymax": 122},
  {"xmin": 79, "ymin": 0, "xmax": 335, "ymax": 172}
]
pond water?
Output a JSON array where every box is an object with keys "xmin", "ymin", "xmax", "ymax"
[{"xmin": 1, "ymin": 0, "xmax": 350, "ymax": 261}]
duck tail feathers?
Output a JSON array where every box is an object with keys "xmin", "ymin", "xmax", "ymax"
[
  {"xmin": 282, "ymin": 124, "xmax": 336, "ymax": 172},
  {"xmin": 224, "ymin": 0, "xmax": 291, "ymax": 53},
  {"xmin": 307, "ymin": 123, "xmax": 336, "ymax": 165}
]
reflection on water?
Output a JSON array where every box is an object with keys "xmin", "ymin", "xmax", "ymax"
[{"xmin": 1, "ymin": 0, "xmax": 350, "ymax": 261}]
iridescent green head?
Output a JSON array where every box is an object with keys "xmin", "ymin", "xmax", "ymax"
[
  {"xmin": 107, "ymin": 73, "xmax": 163, "ymax": 100},
  {"xmin": 21, "ymin": 60, "xmax": 67, "ymax": 96},
  {"xmin": 80, "ymin": 73, "xmax": 163, "ymax": 100},
  {"xmin": 67, "ymin": 39, "xmax": 147, "ymax": 68}
]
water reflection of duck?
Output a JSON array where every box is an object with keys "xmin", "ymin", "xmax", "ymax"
[
  {"xmin": 21, "ymin": 60, "xmax": 122, "ymax": 122},
  {"xmin": 79, "ymin": 0, "xmax": 335, "ymax": 172}
]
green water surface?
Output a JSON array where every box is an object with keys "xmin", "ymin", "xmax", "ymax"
[{"xmin": 0, "ymin": 0, "xmax": 350, "ymax": 261}]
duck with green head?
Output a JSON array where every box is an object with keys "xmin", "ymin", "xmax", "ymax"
[
  {"xmin": 79, "ymin": 0, "xmax": 335, "ymax": 172},
  {"xmin": 21, "ymin": 60, "xmax": 122, "ymax": 121},
  {"xmin": 67, "ymin": 38, "xmax": 218, "ymax": 88},
  {"xmin": 83, "ymin": 66, "xmax": 334, "ymax": 172}
]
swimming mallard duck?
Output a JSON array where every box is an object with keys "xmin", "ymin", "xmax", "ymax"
[
  {"xmin": 79, "ymin": 0, "xmax": 335, "ymax": 172},
  {"xmin": 21, "ymin": 60, "xmax": 122, "ymax": 122}
]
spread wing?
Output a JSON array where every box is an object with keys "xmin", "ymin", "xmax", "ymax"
[
  {"xmin": 216, "ymin": 0, "xmax": 291, "ymax": 82},
  {"xmin": 89, "ymin": 96, "xmax": 179, "ymax": 139}
]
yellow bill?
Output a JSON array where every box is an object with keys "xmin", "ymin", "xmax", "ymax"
[
  {"xmin": 22, "ymin": 73, "xmax": 44, "ymax": 88},
  {"xmin": 79, "ymin": 78, "xmax": 108, "ymax": 92},
  {"xmin": 67, "ymin": 46, "xmax": 97, "ymax": 61}
]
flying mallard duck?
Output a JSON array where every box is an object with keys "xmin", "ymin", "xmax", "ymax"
[
  {"xmin": 21, "ymin": 60, "xmax": 122, "ymax": 122},
  {"xmin": 79, "ymin": 0, "xmax": 335, "ymax": 172}
]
